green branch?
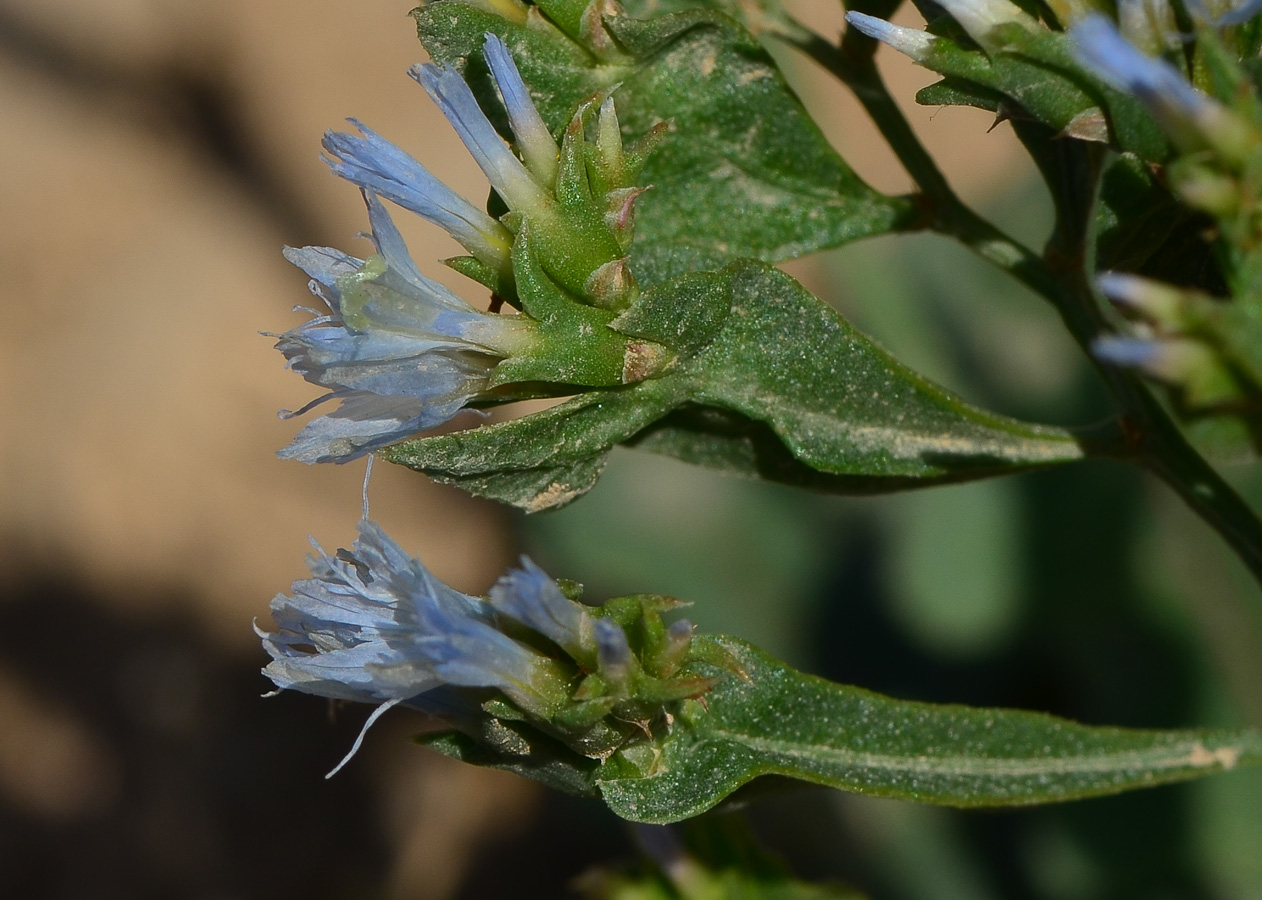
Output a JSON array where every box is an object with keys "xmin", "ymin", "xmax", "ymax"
[{"xmin": 796, "ymin": 27, "xmax": 1262, "ymax": 596}]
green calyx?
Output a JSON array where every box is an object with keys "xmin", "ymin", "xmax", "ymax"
[
  {"xmin": 519, "ymin": 84, "xmax": 663, "ymax": 312},
  {"xmin": 489, "ymin": 590, "xmax": 738, "ymax": 763},
  {"xmin": 489, "ymin": 225, "xmax": 674, "ymax": 388}
]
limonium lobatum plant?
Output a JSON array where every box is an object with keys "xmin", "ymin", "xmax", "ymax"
[
  {"xmin": 260, "ymin": 0, "xmax": 1262, "ymax": 882},
  {"xmin": 276, "ymin": 32, "xmax": 668, "ymax": 463}
]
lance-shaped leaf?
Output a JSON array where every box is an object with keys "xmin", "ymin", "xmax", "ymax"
[
  {"xmin": 416, "ymin": 635, "xmax": 1262, "ymax": 821},
  {"xmin": 380, "ymin": 380, "xmax": 687, "ymax": 510},
  {"xmin": 414, "ymin": 1, "xmax": 914, "ymax": 287},
  {"xmin": 592, "ymin": 637, "xmax": 1262, "ymax": 823},
  {"xmin": 385, "ymin": 261, "xmax": 1085, "ymax": 509},
  {"xmin": 658, "ymin": 261, "xmax": 1084, "ymax": 478}
]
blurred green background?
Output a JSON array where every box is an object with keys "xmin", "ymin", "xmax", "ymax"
[{"xmin": 2, "ymin": 0, "xmax": 1261, "ymax": 898}]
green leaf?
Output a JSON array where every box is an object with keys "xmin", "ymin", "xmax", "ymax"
[
  {"xmin": 418, "ymin": 728, "xmax": 601, "ymax": 796},
  {"xmin": 414, "ymin": 1, "xmax": 913, "ymax": 285},
  {"xmin": 384, "ymin": 261, "xmax": 1085, "ymax": 510},
  {"xmin": 380, "ymin": 382, "xmax": 685, "ymax": 510},
  {"xmin": 910, "ymin": 26, "xmax": 1168, "ymax": 159},
  {"xmin": 665, "ymin": 261, "xmax": 1084, "ymax": 479},
  {"xmin": 592, "ymin": 637, "xmax": 1262, "ymax": 823},
  {"xmin": 602, "ymin": 11, "xmax": 914, "ymax": 283}
]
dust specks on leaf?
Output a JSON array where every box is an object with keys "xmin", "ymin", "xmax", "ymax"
[
  {"xmin": 737, "ymin": 67, "xmax": 772, "ymax": 86},
  {"xmin": 1185, "ymin": 742, "xmax": 1242, "ymax": 770},
  {"xmin": 525, "ymin": 480, "xmax": 584, "ymax": 512},
  {"xmin": 699, "ymin": 48, "xmax": 718, "ymax": 77}
]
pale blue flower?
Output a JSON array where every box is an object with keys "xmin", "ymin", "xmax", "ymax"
[
  {"xmin": 259, "ymin": 520, "xmax": 558, "ymax": 708},
  {"xmin": 1070, "ymin": 16, "xmax": 1207, "ymax": 118},
  {"xmin": 408, "ymin": 37, "xmax": 552, "ymax": 214},
  {"xmin": 594, "ymin": 617, "xmax": 633, "ymax": 684},
  {"xmin": 1093, "ymin": 335, "xmax": 1216, "ymax": 384},
  {"xmin": 482, "ymin": 33, "xmax": 560, "ymax": 187},
  {"xmin": 258, "ymin": 519, "xmax": 661, "ymax": 773},
  {"xmin": 322, "ymin": 120, "xmax": 513, "ymax": 270},
  {"xmin": 276, "ymin": 192, "xmax": 534, "ymax": 463},
  {"xmin": 844, "ymin": 12, "xmax": 935, "ymax": 60}
]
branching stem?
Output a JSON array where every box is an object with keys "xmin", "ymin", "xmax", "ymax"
[{"xmin": 798, "ymin": 25, "xmax": 1262, "ymax": 592}]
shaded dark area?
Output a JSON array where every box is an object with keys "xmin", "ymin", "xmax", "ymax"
[
  {"xmin": 775, "ymin": 451, "xmax": 1212, "ymax": 898},
  {"xmin": 0, "ymin": 576, "xmax": 391, "ymax": 900},
  {"xmin": 454, "ymin": 792, "xmax": 631, "ymax": 900},
  {"xmin": 0, "ymin": 573, "xmax": 653, "ymax": 900}
]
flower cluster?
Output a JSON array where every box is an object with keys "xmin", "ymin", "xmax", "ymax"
[
  {"xmin": 276, "ymin": 33, "xmax": 667, "ymax": 463},
  {"xmin": 320, "ymin": 31, "xmax": 655, "ymax": 308},
  {"xmin": 258, "ymin": 519, "xmax": 720, "ymax": 771}
]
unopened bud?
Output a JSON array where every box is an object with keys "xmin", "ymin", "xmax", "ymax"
[
  {"xmin": 844, "ymin": 12, "xmax": 934, "ymax": 61},
  {"xmin": 1097, "ymin": 272, "xmax": 1187, "ymax": 329},
  {"xmin": 1094, "ymin": 336, "xmax": 1237, "ymax": 405},
  {"xmin": 1170, "ymin": 162, "xmax": 1240, "ymax": 217},
  {"xmin": 585, "ymin": 257, "xmax": 638, "ymax": 310},
  {"xmin": 595, "ymin": 618, "xmax": 634, "ymax": 687}
]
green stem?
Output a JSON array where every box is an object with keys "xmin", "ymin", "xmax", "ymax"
[
  {"xmin": 797, "ymin": 33, "xmax": 1063, "ymax": 303},
  {"xmin": 799, "ymin": 31, "xmax": 953, "ymax": 208},
  {"xmin": 798, "ymin": 29, "xmax": 1262, "ymax": 590}
]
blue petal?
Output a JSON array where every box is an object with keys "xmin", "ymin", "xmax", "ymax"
[
  {"xmin": 1069, "ymin": 15, "xmax": 1212, "ymax": 130},
  {"xmin": 322, "ymin": 120, "xmax": 512, "ymax": 266},
  {"xmin": 277, "ymin": 387, "xmax": 480, "ymax": 463},
  {"xmin": 355, "ymin": 194, "xmax": 495, "ymax": 342},
  {"xmin": 489, "ymin": 557, "xmax": 587, "ymax": 654},
  {"xmin": 410, "ymin": 61, "xmax": 549, "ymax": 212},
  {"xmin": 482, "ymin": 33, "xmax": 559, "ymax": 185},
  {"xmin": 845, "ymin": 12, "xmax": 935, "ymax": 60},
  {"xmin": 594, "ymin": 618, "xmax": 632, "ymax": 681}
]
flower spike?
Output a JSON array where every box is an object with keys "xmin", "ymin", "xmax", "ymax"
[{"xmin": 278, "ymin": 36, "xmax": 668, "ymax": 461}]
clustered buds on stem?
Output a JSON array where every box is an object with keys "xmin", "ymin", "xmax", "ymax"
[
  {"xmin": 1063, "ymin": 15, "xmax": 1262, "ymax": 420},
  {"xmin": 275, "ymin": 33, "xmax": 669, "ymax": 463},
  {"xmin": 258, "ymin": 520, "xmax": 725, "ymax": 773},
  {"xmin": 1093, "ymin": 274, "xmax": 1245, "ymax": 410},
  {"xmin": 843, "ymin": 0, "xmax": 1262, "ymax": 426}
]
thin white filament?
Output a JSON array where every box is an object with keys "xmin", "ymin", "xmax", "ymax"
[{"xmin": 325, "ymin": 696, "xmax": 402, "ymax": 779}]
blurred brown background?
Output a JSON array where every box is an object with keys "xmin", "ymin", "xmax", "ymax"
[{"xmin": 11, "ymin": 1, "xmax": 1224, "ymax": 898}]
